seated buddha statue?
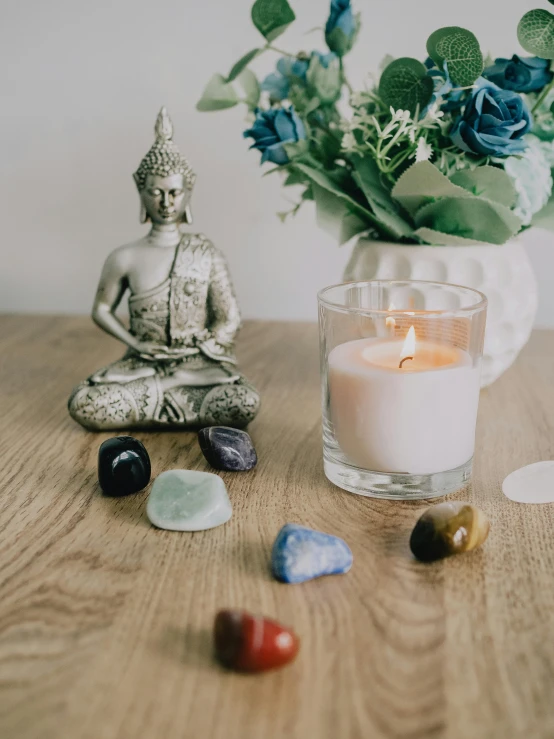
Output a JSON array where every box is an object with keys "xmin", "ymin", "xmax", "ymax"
[{"xmin": 68, "ymin": 108, "xmax": 260, "ymax": 431}]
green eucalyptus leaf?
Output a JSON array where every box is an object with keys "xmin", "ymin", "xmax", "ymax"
[
  {"xmin": 414, "ymin": 196, "xmax": 522, "ymax": 244},
  {"xmin": 392, "ymin": 161, "xmax": 472, "ymax": 216},
  {"xmin": 450, "ymin": 166, "xmax": 517, "ymax": 208},
  {"xmin": 238, "ymin": 68, "xmax": 260, "ymax": 109},
  {"xmin": 518, "ymin": 9, "xmax": 554, "ymax": 59},
  {"xmin": 196, "ymin": 73, "xmax": 239, "ymax": 111},
  {"xmin": 426, "ymin": 26, "xmax": 483, "ymax": 86},
  {"xmin": 227, "ymin": 49, "xmax": 262, "ymax": 82},
  {"xmin": 312, "ymin": 182, "xmax": 369, "ymax": 244},
  {"xmin": 251, "ymin": 0, "xmax": 295, "ymax": 42},
  {"xmin": 378, "ymin": 58, "xmax": 433, "ymax": 116},
  {"xmin": 414, "ymin": 227, "xmax": 492, "ymax": 246}
]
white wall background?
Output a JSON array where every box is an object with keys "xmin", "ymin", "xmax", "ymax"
[{"xmin": 1, "ymin": 0, "xmax": 553, "ymax": 325}]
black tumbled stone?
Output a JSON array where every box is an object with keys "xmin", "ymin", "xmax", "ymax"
[
  {"xmin": 98, "ymin": 436, "xmax": 151, "ymax": 496},
  {"xmin": 198, "ymin": 427, "xmax": 257, "ymax": 471}
]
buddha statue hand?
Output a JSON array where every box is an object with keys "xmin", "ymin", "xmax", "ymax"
[
  {"xmin": 199, "ymin": 337, "xmax": 235, "ymax": 363},
  {"xmin": 132, "ymin": 341, "xmax": 173, "ymax": 361}
]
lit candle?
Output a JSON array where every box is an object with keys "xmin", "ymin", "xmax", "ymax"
[{"xmin": 328, "ymin": 327, "xmax": 481, "ymax": 475}]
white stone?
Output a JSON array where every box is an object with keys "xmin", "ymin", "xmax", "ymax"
[
  {"xmin": 502, "ymin": 461, "xmax": 554, "ymax": 504},
  {"xmin": 146, "ymin": 470, "xmax": 232, "ymax": 531}
]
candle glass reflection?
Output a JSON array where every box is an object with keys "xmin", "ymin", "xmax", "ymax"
[{"xmin": 318, "ymin": 280, "xmax": 487, "ymax": 499}]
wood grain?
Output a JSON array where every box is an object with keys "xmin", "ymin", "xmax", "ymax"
[{"xmin": 0, "ymin": 316, "xmax": 553, "ymax": 739}]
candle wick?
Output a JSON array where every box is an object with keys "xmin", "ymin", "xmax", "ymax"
[{"xmin": 399, "ymin": 356, "xmax": 414, "ymax": 369}]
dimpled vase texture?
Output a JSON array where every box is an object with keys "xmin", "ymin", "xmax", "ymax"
[
  {"xmin": 271, "ymin": 524, "xmax": 353, "ymax": 583},
  {"xmin": 97, "ymin": 436, "xmax": 151, "ymax": 496},
  {"xmin": 343, "ymin": 232, "xmax": 539, "ymax": 387},
  {"xmin": 146, "ymin": 470, "xmax": 232, "ymax": 531}
]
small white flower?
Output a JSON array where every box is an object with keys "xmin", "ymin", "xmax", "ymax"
[
  {"xmin": 425, "ymin": 102, "xmax": 445, "ymax": 122},
  {"xmin": 341, "ymin": 132, "xmax": 357, "ymax": 151},
  {"xmin": 390, "ymin": 108, "xmax": 411, "ymax": 123},
  {"xmin": 408, "ymin": 127, "xmax": 417, "ymax": 144},
  {"xmin": 350, "ymin": 92, "xmax": 367, "ymax": 107},
  {"xmin": 415, "ymin": 137, "xmax": 433, "ymax": 162}
]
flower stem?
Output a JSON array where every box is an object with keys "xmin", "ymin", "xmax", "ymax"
[
  {"xmin": 532, "ymin": 79, "xmax": 554, "ymax": 114},
  {"xmin": 266, "ymin": 44, "xmax": 302, "ymax": 59},
  {"xmin": 339, "ymin": 58, "xmax": 354, "ymax": 95}
]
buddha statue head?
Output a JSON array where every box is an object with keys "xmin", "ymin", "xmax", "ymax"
[{"xmin": 134, "ymin": 107, "xmax": 196, "ymax": 225}]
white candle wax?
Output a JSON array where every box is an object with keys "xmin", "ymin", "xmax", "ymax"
[{"xmin": 328, "ymin": 337, "xmax": 481, "ymax": 475}]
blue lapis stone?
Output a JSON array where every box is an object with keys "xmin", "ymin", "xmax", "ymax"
[{"xmin": 271, "ymin": 524, "xmax": 353, "ymax": 584}]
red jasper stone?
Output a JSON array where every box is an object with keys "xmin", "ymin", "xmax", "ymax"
[{"xmin": 214, "ymin": 609, "xmax": 300, "ymax": 672}]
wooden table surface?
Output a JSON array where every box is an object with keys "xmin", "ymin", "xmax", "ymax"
[{"xmin": 1, "ymin": 316, "xmax": 553, "ymax": 739}]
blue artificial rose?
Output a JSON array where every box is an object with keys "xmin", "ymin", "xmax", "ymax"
[
  {"xmin": 261, "ymin": 52, "xmax": 337, "ymax": 102},
  {"xmin": 325, "ymin": 0, "xmax": 356, "ymax": 56},
  {"xmin": 451, "ymin": 81, "xmax": 531, "ymax": 157},
  {"xmin": 243, "ymin": 107, "xmax": 306, "ymax": 164},
  {"xmin": 483, "ymin": 55, "xmax": 553, "ymax": 94}
]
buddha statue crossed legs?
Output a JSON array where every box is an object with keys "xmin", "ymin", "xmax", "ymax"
[{"xmin": 68, "ymin": 108, "xmax": 260, "ymax": 430}]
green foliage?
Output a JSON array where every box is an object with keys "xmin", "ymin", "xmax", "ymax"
[
  {"xmin": 294, "ymin": 162, "xmax": 405, "ymax": 239},
  {"xmin": 378, "ymin": 58, "xmax": 434, "ymax": 115},
  {"xmin": 450, "ymin": 166, "xmax": 517, "ymax": 208},
  {"xmin": 392, "ymin": 161, "xmax": 472, "ymax": 217},
  {"xmin": 518, "ymin": 9, "xmax": 554, "ymax": 59},
  {"xmin": 283, "ymin": 140, "xmax": 309, "ymax": 160},
  {"xmin": 226, "ymin": 49, "xmax": 263, "ymax": 83},
  {"xmin": 414, "ymin": 197, "xmax": 522, "ymax": 244},
  {"xmin": 312, "ymin": 183, "xmax": 369, "ymax": 244},
  {"xmin": 196, "ymin": 74, "xmax": 239, "ymax": 111},
  {"xmin": 532, "ymin": 194, "xmax": 554, "ymax": 228},
  {"xmin": 351, "ymin": 156, "xmax": 413, "ymax": 238},
  {"xmin": 197, "ymin": 1, "xmax": 543, "ymax": 246},
  {"xmin": 426, "ymin": 27, "xmax": 483, "ymax": 86},
  {"xmin": 413, "ymin": 227, "xmax": 491, "ymax": 246},
  {"xmin": 251, "ymin": 0, "xmax": 295, "ymax": 42},
  {"xmin": 238, "ymin": 69, "xmax": 260, "ymax": 109},
  {"xmin": 306, "ymin": 55, "xmax": 342, "ymax": 104}
]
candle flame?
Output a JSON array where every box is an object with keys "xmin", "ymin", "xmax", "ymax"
[
  {"xmin": 399, "ymin": 326, "xmax": 416, "ymax": 368},
  {"xmin": 386, "ymin": 303, "xmax": 396, "ymax": 329}
]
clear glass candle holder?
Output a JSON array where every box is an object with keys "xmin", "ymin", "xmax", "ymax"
[{"xmin": 318, "ymin": 280, "xmax": 487, "ymax": 500}]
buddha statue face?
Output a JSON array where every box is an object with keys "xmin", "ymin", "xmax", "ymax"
[
  {"xmin": 134, "ymin": 108, "xmax": 196, "ymax": 226},
  {"xmin": 140, "ymin": 173, "xmax": 191, "ymax": 225}
]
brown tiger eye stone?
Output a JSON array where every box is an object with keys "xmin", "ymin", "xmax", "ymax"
[{"xmin": 410, "ymin": 502, "xmax": 490, "ymax": 562}]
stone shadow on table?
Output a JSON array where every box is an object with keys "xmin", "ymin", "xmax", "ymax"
[
  {"xmin": 99, "ymin": 483, "xmax": 153, "ymax": 528},
  {"xmin": 157, "ymin": 625, "xmax": 224, "ymax": 672},
  {"xmin": 229, "ymin": 539, "xmax": 274, "ymax": 582}
]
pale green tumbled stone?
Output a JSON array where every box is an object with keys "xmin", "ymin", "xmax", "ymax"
[{"xmin": 146, "ymin": 470, "xmax": 232, "ymax": 531}]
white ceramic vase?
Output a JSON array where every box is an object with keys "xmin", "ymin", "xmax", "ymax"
[{"xmin": 343, "ymin": 230, "xmax": 538, "ymax": 387}]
